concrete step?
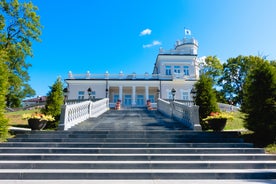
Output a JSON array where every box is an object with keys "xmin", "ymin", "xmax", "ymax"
[
  {"xmin": 0, "ymin": 142, "xmax": 255, "ymax": 148},
  {"xmin": 0, "ymin": 161, "xmax": 275, "ymax": 169},
  {"xmin": 1, "ymin": 180, "xmax": 275, "ymax": 184},
  {"xmin": 0, "ymin": 169, "xmax": 275, "ymax": 179},
  {"xmin": 0, "ymin": 147, "xmax": 265, "ymax": 154},
  {"xmin": 7, "ymin": 137, "xmax": 244, "ymax": 143},
  {"xmin": 0, "ymin": 153, "xmax": 275, "ymax": 161},
  {"xmin": 14, "ymin": 132, "xmax": 242, "ymax": 139},
  {"xmin": 1, "ymin": 129, "xmax": 275, "ymax": 180},
  {"xmin": 15, "ymin": 130, "xmax": 241, "ymax": 136}
]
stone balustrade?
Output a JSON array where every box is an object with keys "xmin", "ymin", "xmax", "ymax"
[
  {"xmin": 157, "ymin": 99, "xmax": 201, "ymax": 131},
  {"xmin": 67, "ymin": 71, "xmax": 197, "ymax": 81},
  {"xmin": 59, "ymin": 98, "xmax": 109, "ymax": 130}
]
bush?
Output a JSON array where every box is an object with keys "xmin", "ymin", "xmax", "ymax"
[
  {"xmin": 194, "ymin": 74, "xmax": 219, "ymax": 130},
  {"xmin": 242, "ymin": 61, "xmax": 276, "ymax": 143},
  {"xmin": 42, "ymin": 77, "xmax": 64, "ymax": 129}
]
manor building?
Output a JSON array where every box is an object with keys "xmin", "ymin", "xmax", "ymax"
[{"xmin": 64, "ymin": 36, "xmax": 200, "ymax": 108}]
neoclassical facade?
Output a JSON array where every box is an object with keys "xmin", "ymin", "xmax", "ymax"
[{"xmin": 65, "ymin": 36, "xmax": 200, "ymax": 107}]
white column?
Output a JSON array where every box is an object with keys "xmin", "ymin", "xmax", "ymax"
[
  {"xmin": 145, "ymin": 86, "xmax": 149, "ymax": 100},
  {"xmin": 132, "ymin": 86, "xmax": 136, "ymax": 106},
  {"xmin": 119, "ymin": 86, "xmax": 123, "ymax": 101}
]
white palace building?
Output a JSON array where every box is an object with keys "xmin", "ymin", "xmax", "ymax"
[{"xmin": 64, "ymin": 35, "xmax": 201, "ymax": 108}]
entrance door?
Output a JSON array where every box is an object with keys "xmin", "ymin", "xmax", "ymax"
[
  {"xmin": 124, "ymin": 95, "xmax": 132, "ymax": 106},
  {"xmin": 136, "ymin": 95, "xmax": 144, "ymax": 106}
]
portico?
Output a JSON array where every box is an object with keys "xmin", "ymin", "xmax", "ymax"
[{"xmin": 109, "ymin": 84, "xmax": 159, "ymax": 107}]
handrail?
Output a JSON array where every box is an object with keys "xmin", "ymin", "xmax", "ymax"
[
  {"xmin": 157, "ymin": 99, "xmax": 201, "ymax": 131},
  {"xmin": 59, "ymin": 98, "xmax": 109, "ymax": 130}
]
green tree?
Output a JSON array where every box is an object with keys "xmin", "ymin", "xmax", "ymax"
[
  {"xmin": 0, "ymin": 0, "xmax": 42, "ymax": 107},
  {"xmin": 201, "ymin": 56, "xmax": 223, "ymax": 85},
  {"xmin": 42, "ymin": 77, "xmax": 64, "ymax": 129},
  {"xmin": 270, "ymin": 60, "xmax": 276, "ymax": 68},
  {"xmin": 218, "ymin": 55, "xmax": 261, "ymax": 105},
  {"xmin": 194, "ymin": 74, "xmax": 219, "ymax": 130},
  {"xmin": 0, "ymin": 50, "xmax": 9, "ymax": 141},
  {"xmin": 242, "ymin": 61, "xmax": 276, "ymax": 142}
]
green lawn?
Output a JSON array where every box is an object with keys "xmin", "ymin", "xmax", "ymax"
[
  {"xmin": 224, "ymin": 111, "xmax": 247, "ymax": 131},
  {"xmin": 222, "ymin": 111, "xmax": 275, "ymax": 154},
  {"xmin": 5, "ymin": 109, "xmax": 39, "ymax": 128}
]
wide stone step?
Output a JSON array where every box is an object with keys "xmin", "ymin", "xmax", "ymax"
[
  {"xmin": 0, "ymin": 161, "xmax": 275, "ymax": 169},
  {"xmin": 0, "ymin": 169, "xmax": 275, "ymax": 179},
  {"xmin": 15, "ymin": 130, "xmax": 241, "ymax": 136},
  {"xmin": 0, "ymin": 153, "xmax": 275, "ymax": 161},
  {"xmin": 0, "ymin": 142, "xmax": 255, "ymax": 148},
  {"xmin": 0, "ymin": 147, "xmax": 265, "ymax": 154},
  {"xmin": 14, "ymin": 133, "xmax": 241, "ymax": 139},
  {"xmin": 7, "ymin": 137, "xmax": 244, "ymax": 143}
]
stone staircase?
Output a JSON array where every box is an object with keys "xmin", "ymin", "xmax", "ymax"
[{"xmin": 0, "ymin": 130, "xmax": 275, "ymax": 180}]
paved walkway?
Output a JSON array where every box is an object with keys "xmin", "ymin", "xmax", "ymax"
[{"xmin": 69, "ymin": 109, "xmax": 189, "ymax": 131}]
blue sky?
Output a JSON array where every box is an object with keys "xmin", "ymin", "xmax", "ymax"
[{"xmin": 28, "ymin": 0, "xmax": 276, "ymax": 96}]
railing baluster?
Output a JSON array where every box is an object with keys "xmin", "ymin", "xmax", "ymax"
[{"xmin": 59, "ymin": 98, "xmax": 109, "ymax": 130}]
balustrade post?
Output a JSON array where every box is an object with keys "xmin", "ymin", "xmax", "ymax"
[
  {"xmin": 58, "ymin": 104, "xmax": 67, "ymax": 130},
  {"xmin": 89, "ymin": 101, "xmax": 93, "ymax": 117}
]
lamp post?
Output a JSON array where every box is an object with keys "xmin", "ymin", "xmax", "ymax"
[
  {"xmin": 87, "ymin": 87, "xmax": 92, "ymax": 100},
  {"xmin": 106, "ymin": 88, "xmax": 109, "ymax": 98},
  {"xmin": 171, "ymin": 88, "xmax": 176, "ymax": 101},
  {"xmin": 190, "ymin": 87, "xmax": 197, "ymax": 105},
  {"xmin": 63, "ymin": 87, "xmax": 69, "ymax": 104}
]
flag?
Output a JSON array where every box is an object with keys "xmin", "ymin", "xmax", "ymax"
[{"xmin": 184, "ymin": 28, "xmax": 191, "ymax": 36}]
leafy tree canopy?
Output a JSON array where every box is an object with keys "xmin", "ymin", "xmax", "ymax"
[
  {"xmin": 201, "ymin": 56, "xmax": 223, "ymax": 85},
  {"xmin": 218, "ymin": 55, "xmax": 262, "ymax": 105},
  {"xmin": 0, "ymin": 0, "xmax": 42, "ymax": 107},
  {"xmin": 0, "ymin": 49, "xmax": 9, "ymax": 140}
]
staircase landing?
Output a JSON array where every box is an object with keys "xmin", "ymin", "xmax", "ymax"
[{"xmin": 69, "ymin": 109, "xmax": 189, "ymax": 131}]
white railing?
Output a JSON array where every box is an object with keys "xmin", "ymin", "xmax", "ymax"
[
  {"xmin": 68, "ymin": 72, "xmax": 173, "ymax": 80},
  {"xmin": 59, "ymin": 98, "xmax": 109, "ymax": 130},
  {"xmin": 218, "ymin": 103, "xmax": 240, "ymax": 112},
  {"xmin": 67, "ymin": 72, "xmax": 198, "ymax": 81},
  {"xmin": 159, "ymin": 48, "xmax": 197, "ymax": 55},
  {"xmin": 157, "ymin": 99, "xmax": 201, "ymax": 131}
]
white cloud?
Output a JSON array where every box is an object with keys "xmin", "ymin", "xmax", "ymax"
[
  {"xmin": 139, "ymin": 28, "xmax": 152, "ymax": 36},
  {"xmin": 143, "ymin": 40, "xmax": 162, "ymax": 48}
]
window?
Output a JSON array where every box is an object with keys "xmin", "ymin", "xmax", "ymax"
[
  {"xmin": 149, "ymin": 95, "xmax": 155, "ymax": 103},
  {"xmin": 78, "ymin": 91, "xmax": 85, "ymax": 100},
  {"xmin": 124, "ymin": 95, "xmax": 132, "ymax": 106},
  {"xmin": 183, "ymin": 66, "xmax": 189, "ymax": 75},
  {"xmin": 174, "ymin": 66, "xmax": 181, "ymax": 73},
  {"xmin": 165, "ymin": 66, "xmax": 171, "ymax": 75},
  {"xmin": 113, "ymin": 94, "xmax": 119, "ymax": 103},
  {"xmin": 182, "ymin": 92, "xmax": 189, "ymax": 100},
  {"xmin": 91, "ymin": 91, "xmax": 96, "ymax": 99},
  {"xmin": 136, "ymin": 95, "xmax": 144, "ymax": 106}
]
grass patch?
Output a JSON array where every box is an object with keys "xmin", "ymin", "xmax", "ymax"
[
  {"xmin": 265, "ymin": 144, "xmax": 276, "ymax": 154},
  {"xmin": 223, "ymin": 111, "xmax": 276, "ymax": 154},
  {"xmin": 4, "ymin": 109, "xmax": 39, "ymax": 127},
  {"xmin": 224, "ymin": 111, "xmax": 246, "ymax": 131}
]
